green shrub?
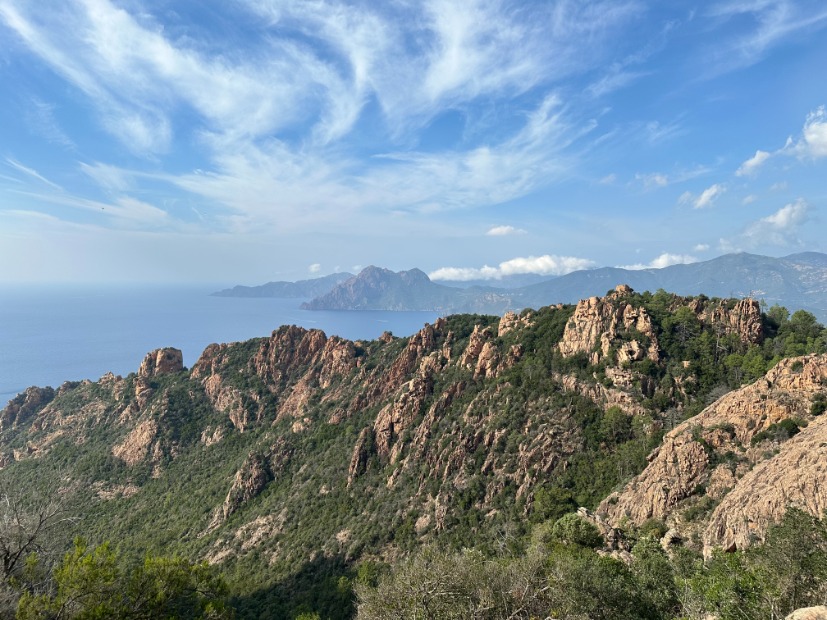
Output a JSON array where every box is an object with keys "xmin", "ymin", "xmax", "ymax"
[
  {"xmin": 751, "ymin": 419, "xmax": 801, "ymax": 445},
  {"xmin": 550, "ymin": 513, "xmax": 603, "ymax": 549}
]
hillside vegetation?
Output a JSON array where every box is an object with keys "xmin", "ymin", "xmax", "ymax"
[{"xmin": 1, "ymin": 286, "xmax": 825, "ymax": 618}]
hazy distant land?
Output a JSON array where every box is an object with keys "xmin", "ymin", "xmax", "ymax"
[{"xmin": 215, "ymin": 252, "xmax": 827, "ymax": 322}]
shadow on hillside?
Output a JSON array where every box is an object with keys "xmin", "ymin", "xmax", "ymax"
[{"xmin": 230, "ymin": 553, "xmax": 355, "ymax": 620}]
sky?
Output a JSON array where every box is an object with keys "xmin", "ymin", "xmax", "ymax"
[{"xmin": 1, "ymin": 0, "xmax": 826, "ymax": 285}]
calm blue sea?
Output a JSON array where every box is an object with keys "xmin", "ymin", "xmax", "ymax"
[{"xmin": 0, "ymin": 286, "xmax": 440, "ymax": 406}]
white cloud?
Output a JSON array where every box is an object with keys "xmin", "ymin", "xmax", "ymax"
[
  {"xmin": 786, "ymin": 106, "xmax": 827, "ymax": 159},
  {"xmin": 755, "ymin": 199, "xmax": 809, "ymax": 229},
  {"xmin": 308, "ymin": 263, "xmax": 321, "ymax": 273},
  {"xmin": 801, "ymin": 106, "xmax": 827, "ymax": 157},
  {"xmin": 723, "ymin": 199, "xmax": 812, "ymax": 249},
  {"xmin": 695, "ymin": 183, "xmax": 725, "ymax": 209},
  {"xmin": 693, "ymin": 243, "xmax": 710, "ymax": 252},
  {"xmin": 680, "ymin": 183, "xmax": 725, "ymax": 209},
  {"xmin": 620, "ymin": 252, "xmax": 697, "ymax": 270},
  {"xmin": 429, "ymin": 254, "xmax": 595, "ymax": 281},
  {"xmin": 598, "ymin": 173, "xmax": 617, "ymax": 185},
  {"xmin": 736, "ymin": 150, "xmax": 770, "ymax": 176},
  {"xmin": 151, "ymin": 94, "xmax": 584, "ymax": 231},
  {"xmin": 486, "ymin": 225, "xmax": 526, "ymax": 236},
  {"xmin": 742, "ymin": 194, "xmax": 758, "ymax": 205}
]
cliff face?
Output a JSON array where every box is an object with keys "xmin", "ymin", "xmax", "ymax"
[{"xmin": 602, "ymin": 354, "xmax": 827, "ymax": 554}]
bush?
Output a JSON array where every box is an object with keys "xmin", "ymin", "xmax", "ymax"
[
  {"xmin": 751, "ymin": 419, "xmax": 801, "ymax": 445},
  {"xmin": 550, "ymin": 513, "xmax": 604, "ymax": 549}
]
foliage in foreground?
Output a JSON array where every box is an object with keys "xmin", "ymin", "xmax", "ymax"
[
  {"xmin": 16, "ymin": 539, "xmax": 231, "ymax": 620},
  {"xmin": 356, "ymin": 508, "xmax": 827, "ymax": 620}
]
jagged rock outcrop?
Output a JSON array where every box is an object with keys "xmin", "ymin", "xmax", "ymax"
[
  {"xmin": 348, "ymin": 427, "xmax": 373, "ymax": 486},
  {"xmin": 211, "ymin": 452, "xmax": 274, "ymax": 527},
  {"xmin": 253, "ymin": 326, "xmax": 328, "ymax": 384},
  {"xmin": 559, "ymin": 285, "xmax": 660, "ymax": 365},
  {"xmin": 553, "ymin": 372, "xmax": 648, "ymax": 417},
  {"xmin": 601, "ymin": 354, "xmax": 827, "ymax": 554},
  {"xmin": 112, "ymin": 418, "xmax": 160, "ymax": 467},
  {"xmin": 192, "ymin": 327, "xmax": 359, "ymax": 432},
  {"xmin": 319, "ymin": 336, "xmax": 358, "ymax": 388},
  {"xmin": 138, "ymin": 348, "xmax": 184, "ymax": 377},
  {"xmin": 1, "ymin": 386, "xmax": 55, "ymax": 430},
  {"xmin": 576, "ymin": 507, "xmax": 628, "ymax": 551},
  {"xmin": 381, "ymin": 321, "xmax": 444, "ymax": 396},
  {"xmin": 694, "ymin": 297, "xmax": 764, "ymax": 345},
  {"xmin": 498, "ymin": 310, "xmax": 533, "ymax": 337}
]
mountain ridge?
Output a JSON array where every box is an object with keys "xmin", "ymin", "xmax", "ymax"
[
  {"xmin": 211, "ymin": 272, "xmax": 353, "ymax": 298},
  {"xmin": 297, "ymin": 252, "xmax": 827, "ymax": 321}
]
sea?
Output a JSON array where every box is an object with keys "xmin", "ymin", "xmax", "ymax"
[{"xmin": 0, "ymin": 285, "xmax": 441, "ymax": 407}]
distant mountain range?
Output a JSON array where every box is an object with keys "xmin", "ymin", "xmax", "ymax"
[
  {"xmin": 299, "ymin": 266, "xmax": 514, "ymax": 313},
  {"xmin": 215, "ymin": 252, "xmax": 827, "ymax": 322},
  {"xmin": 211, "ymin": 272, "xmax": 353, "ymax": 298}
]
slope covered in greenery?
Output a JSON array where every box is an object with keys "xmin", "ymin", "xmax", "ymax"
[{"xmin": 1, "ymin": 287, "xmax": 825, "ymax": 618}]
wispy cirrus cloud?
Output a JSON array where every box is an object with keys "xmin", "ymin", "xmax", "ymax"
[
  {"xmin": 24, "ymin": 99, "xmax": 75, "ymax": 149},
  {"xmin": 634, "ymin": 164, "xmax": 712, "ymax": 191},
  {"xmin": 146, "ymin": 93, "xmax": 588, "ymax": 231},
  {"xmin": 705, "ymin": 0, "xmax": 827, "ymax": 72},
  {"xmin": 429, "ymin": 254, "xmax": 595, "ymax": 281},
  {"xmin": 0, "ymin": 0, "xmax": 643, "ymax": 231},
  {"xmin": 4, "ymin": 158, "xmax": 63, "ymax": 191}
]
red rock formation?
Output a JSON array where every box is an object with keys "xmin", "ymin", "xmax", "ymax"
[
  {"xmin": 138, "ymin": 348, "xmax": 183, "ymax": 377},
  {"xmin": 559, "ymin": 285, "xmax": 660, "ymax": 365},
  {"xmin": 601, "ymin": 354, "xmax": 827, "ymax": 554}
]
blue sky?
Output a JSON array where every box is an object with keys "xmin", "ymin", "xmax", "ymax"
[{"xmin": 1, "ymin": 0, "xmax": 826, "ymax": 284}]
